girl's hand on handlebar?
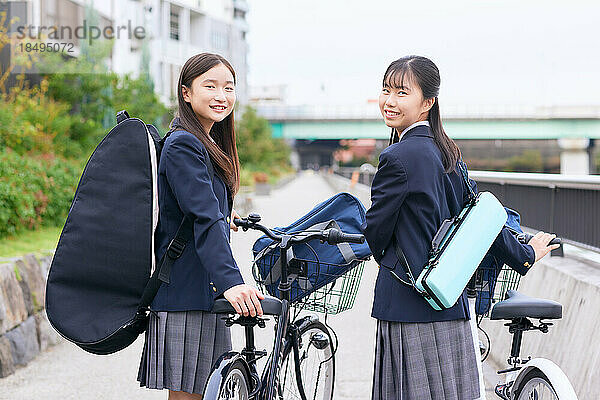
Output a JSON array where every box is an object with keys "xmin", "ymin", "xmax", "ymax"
[
  {"xmin": 230, "ymin": 209, "xmax": 240, "ymax": 232},
  {"xmin": 223, "ymin": 284, "xmax": 265, "ymax": 317},
  {"xmin": 529, "ymin": 231, "xmax": 561, "ymax": 263}
]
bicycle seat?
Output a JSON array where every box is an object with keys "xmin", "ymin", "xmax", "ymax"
[
  {"xmin": 211, "ymin": 296, "xmax": 283, "ymax": 316},
  {"xmin": 490, "ymin": 290, "xmax": 562, "ymax": 320}
]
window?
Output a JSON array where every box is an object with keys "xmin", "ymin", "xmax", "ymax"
[
  {"xmin": 211, "ymin": 30, "xmax": 228, "ymax": 51},
  {"xmin": 234, "ymin": 9, "xmax": 245, "ymax": 19},
  {"xmin": 170, "ymin": 11, "xmax": 179, "ymax": 40}
]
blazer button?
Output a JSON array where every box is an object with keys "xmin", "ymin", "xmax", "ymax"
[
  {"xmin": 227, "ymin": 216, "xmax": 231, "ymax": 223},
  {"xmin": 213, "ymin": 287, "xmax": 217, "ymax": 292},
  {"xmin": 524, "ymin": 261, "xmax": 531, "ymax": 268}
]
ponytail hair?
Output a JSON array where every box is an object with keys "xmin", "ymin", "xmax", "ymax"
[{"xmin": 383, "ymin": 56, "xmax": 461, "ymax": 173}]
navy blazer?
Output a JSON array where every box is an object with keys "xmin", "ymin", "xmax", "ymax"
[
  {"xmin": 363, "ymin": 125, "xmax": 535, "ymax": 323},
  {"xmin": 151, "ymin": 130, "xmax": 244, "ymax": 311}
]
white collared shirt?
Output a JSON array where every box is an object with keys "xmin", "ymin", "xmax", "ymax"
[{"xmin": 398, "ymin": 120, "xmax": 430, "ymax": 141}]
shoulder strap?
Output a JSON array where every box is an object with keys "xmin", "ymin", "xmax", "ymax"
[
  {"xmin": 390, "ymin": 234, "xmax": 431, "ymax": 299},
  {"xmin": 457, "ymin": 159, "xmax": 476, "ymax": 202},
  {"xmin": 138, "ymin": 216, "xmax": 193, "ymax": 310}
]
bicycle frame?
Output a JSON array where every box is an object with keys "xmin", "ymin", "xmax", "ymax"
[
  {"xmin": 259, "ymin": 234, "xmax": 308, "ymax": 400},
  {"xmin": 216, "ymin": 234, "xmax": 309, "ymax": 400}
]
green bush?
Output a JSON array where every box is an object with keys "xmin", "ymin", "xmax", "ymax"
[
  {"xmin": 236, "ymin": 106, "xmax": 291, "ymax": 175},
  {"xmin": 0, "ymin": 150, "xmax": 80, "ymax": 238},
  {"xmin": 0, "ymin": 82, "xmax": 77, "ymax": 156}
]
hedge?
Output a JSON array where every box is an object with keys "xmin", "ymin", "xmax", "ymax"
[{"xmin": 0, "ymin": 150, "xmax": 81, "ymax": 238}]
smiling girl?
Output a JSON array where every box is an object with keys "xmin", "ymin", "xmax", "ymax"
[
  {"xmin": 363, "ymin": 55, "xmax": 558, "ymax": 399},
  {"xmin": 137, "ymin": 53, "xmax": 264, "ymax": 400}
]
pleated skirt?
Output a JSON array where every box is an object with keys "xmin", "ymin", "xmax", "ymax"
[
  {"xmin": 137, "ymin": 310, "xmax": 232, "ymax": 395},
  {"xmin": 372, "ymin": 319, "xmax": 480, "ymax": 400}
]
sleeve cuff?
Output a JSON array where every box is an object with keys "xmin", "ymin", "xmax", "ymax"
[
  {"xmin": 525, "ymin": 243, "xmax": 536, "ymax": 266},
  {"xmin": 211, "ymin": 270, "xmax": 245, "ymax": 299}
]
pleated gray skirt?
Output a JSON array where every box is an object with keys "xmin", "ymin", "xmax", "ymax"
[
  {"xmin": 137, "ymin": 310, "xmax": 232, "ymax": 394},
  {"xmin": 372, "ymin": 319, "xmax": 480, "ymax": 400}
]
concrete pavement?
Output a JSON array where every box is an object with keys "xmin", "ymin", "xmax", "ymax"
[{"xmin": 0, "ymin": 171, "xmax": 378, "ymax": 399}]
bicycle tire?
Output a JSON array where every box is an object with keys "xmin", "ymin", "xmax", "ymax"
[
  {"xmin": 278, "ymin": 320, "xmax": 335, "ymax": 400},
  {"xmin": 218, "ymin": 360, "xmax": 251, "ymax": 400},
  {"xmin": 513, "ymin": 368, "xmax": 559, "ymax": 400}
]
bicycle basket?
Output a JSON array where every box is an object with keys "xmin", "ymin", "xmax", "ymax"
[
  {"xmin": 252, "ymin": 239, "xmax": 368, "ymax": 306},
  {"xmin": 298, "ymin": 260, "xmax": 365, "ymax": 314},
  {"xmin": 474, "ymin": 254, "xmax": 522, "ymax": 317}
]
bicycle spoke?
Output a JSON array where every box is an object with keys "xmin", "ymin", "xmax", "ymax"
[{"xmin": 279, "ymin": 324, "xmax": 334, "ymax": 400}]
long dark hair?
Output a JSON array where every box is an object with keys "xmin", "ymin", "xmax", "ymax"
[
  {"xmin": 383, "ymin": 55, "xmax": 460, "ymax": 173},
  {"xmin": 174, "ymin": 53, "xmax": 240, "ymax": 195}
]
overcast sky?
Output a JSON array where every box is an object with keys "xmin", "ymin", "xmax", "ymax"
[{"xmin": 246, "ymin": 0, "xmax": 600, "ymax": 107}]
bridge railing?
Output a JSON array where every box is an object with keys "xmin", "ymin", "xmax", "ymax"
[{"xmin": 332, "ymin": 167, "xmax": 600, "ymax": 251}]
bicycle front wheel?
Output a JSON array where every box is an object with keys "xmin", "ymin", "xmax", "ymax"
[
  {"xmin": 218, "ymin": 360, "xmax": 251, "ymax": 400},
  {"xmin": 514, "ymin": 369, "xmax": 558, "ymax": 400},
  {"xmin": 278, "ymin": 320, "xmax": 335, "ymax": 400}
]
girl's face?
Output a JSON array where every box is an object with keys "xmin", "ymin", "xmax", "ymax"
[
  {"xmin": 182, "ymin": 63, "xmax": 236, "ymax": 133},
  {"xmin": 379, "ymin": 74, "xmax": 434, "ymax": 133}
]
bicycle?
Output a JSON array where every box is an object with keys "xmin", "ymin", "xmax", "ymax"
[
  {"xmin": 473, "ymin": 232, "xmax": 578, "ymax": 399},
  {"xmin": 202, "ymin": 213, "xmax": 368, "ymax": 400}
]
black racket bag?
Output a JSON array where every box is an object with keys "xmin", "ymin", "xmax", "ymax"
[{"xmin": 45, "ymin": 111, "xmax": 201, "ymax": 355}]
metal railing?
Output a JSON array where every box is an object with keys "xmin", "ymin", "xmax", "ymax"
[{"xmin": 332, "ymin": 168, "xmax": 600, "ymax": 251}]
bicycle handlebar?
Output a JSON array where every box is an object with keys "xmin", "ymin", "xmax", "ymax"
[
  {"xmin": 504, "ymin": 226, "xmax": 561, "ymax": 246},
  {"xmin": 516, "ymin": 232, "xmax": 562, "ymax": 246},
  {"xmin": 325, "ymin": 227, "xmax": 365, "ymax": 244},
  {"xmin": 233, "ymin": 216, "xmax": 365, "ymax": 246}
]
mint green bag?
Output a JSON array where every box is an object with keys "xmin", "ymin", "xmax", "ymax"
[{"xmin": 391, "ymin": 162, "xmax": 507, "ymax": 311}]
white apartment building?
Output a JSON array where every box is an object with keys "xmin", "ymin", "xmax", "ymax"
[{"xmin": 11, "ymin": 0, "xmax": 249, "ymax": 105}]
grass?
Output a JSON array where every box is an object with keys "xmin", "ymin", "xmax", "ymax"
[{"xmin": 0, "ymin": 225, "xmax": 62, "ymax": 258}]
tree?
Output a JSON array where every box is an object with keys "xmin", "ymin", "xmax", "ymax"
[{"xmin": 235, "ymin": 106, "xmax": 290, "ymax": 171}]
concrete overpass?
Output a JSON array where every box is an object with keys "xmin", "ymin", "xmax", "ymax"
[{"xmin": 256, "ymin": 104, "xmax": 600, "ymax": 174}]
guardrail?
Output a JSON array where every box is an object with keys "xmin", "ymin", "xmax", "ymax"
[{"xmin": 332, "ymin": 167, "xmax": 600, "ymax": 251}]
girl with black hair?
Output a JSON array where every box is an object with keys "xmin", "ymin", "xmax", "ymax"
[
  {"xmin": 137, "ymin": 53, "xmax": 264, "ymax": 400},
  {"xmin": 363, "ymin": 55, "xmax": 559, "ymax": 399}
]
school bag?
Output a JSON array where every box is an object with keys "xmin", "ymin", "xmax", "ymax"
[
  {"xmin": 252, "ymin": 192, "xmax": 372, "ymax": 302},
  {"xmin": 45, "ymin": 112, "xmax": 210, "ymax": 355}
]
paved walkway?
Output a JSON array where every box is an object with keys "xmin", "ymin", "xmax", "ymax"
[
  {"xmin": 0, "ymin": 171, "xmax": 505, "ymax": 399},
  {"xmin": 0, "ymin": 171, "xmax": 378, "ymax": 399}
]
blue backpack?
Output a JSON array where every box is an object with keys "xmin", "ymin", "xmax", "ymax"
[
  {"xmin": 475, "ymin": 207, "xmax": 524, "ymax": 315},
  {"xmin": 252, "ymin": 192, "xmax": 372, "ymax": 302}
]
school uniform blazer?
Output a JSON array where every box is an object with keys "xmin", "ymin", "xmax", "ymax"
[
  {"xmin": 151, "ymin": 129, "xmax": 244, "ymax": 311},
  {"xmin": 362, "ymin": 125, "xmax": 536, "ymax": 323}
]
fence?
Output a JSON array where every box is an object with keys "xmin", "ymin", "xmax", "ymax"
[{"xmin": 333, "ymin": 167, "xmax": 600, "ymax": 251}]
